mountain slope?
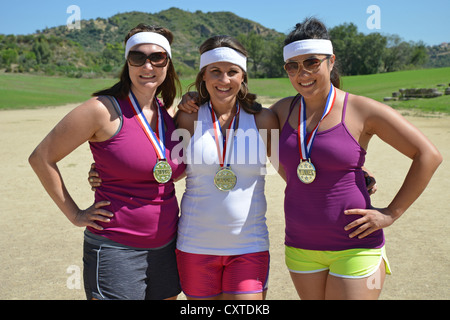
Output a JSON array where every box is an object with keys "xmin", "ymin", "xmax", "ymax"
[{"xmin": 10, "ymin": 8, "xmax": 283, "ymax": 77}]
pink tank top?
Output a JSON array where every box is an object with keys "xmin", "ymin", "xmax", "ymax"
[
  {"xmin": 88, "ymin": 96, "xmax": 186, "ymax": 248},
  {"xmin": 279, "ymin": 93, "xmax": 384, "ymax": 251}
]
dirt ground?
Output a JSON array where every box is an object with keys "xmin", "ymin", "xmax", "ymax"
[{"xmin": 0, "ymin": 104, "xmax": 448, "ymax": 300}]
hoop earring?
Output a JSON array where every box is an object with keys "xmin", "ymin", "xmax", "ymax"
[
  {"xmin": 199, "ymin": 81, "xmax": 208, "ymax": 99},
  {"xmin": 237, "ymin": 82, "xmax": 248, "ymax": 100}
]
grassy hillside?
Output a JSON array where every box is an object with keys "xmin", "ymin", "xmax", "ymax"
[
  {"xmin": 1, "ymin": 8, "xmax": 282, "ymax": 78},
  {"xmin": 0, "ymin": 68, "xmax": 449, "ymax": 113}
]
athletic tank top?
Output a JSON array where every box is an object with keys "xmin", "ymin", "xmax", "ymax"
[
  {"xmin": 88, "ymin": 96, "xmax": 186, "ymax": 248},
  {"xmin": 177, "ymin": 103, "xmax": 269, "ymax": 255},
  {"xmin": 279, "ymin": 93, "xmax": 384, "ymax": 251}
]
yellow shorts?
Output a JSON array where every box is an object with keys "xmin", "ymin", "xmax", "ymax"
[{"xmin": 285, "ymin": 245, "xmax": 391, "ymax": 279}]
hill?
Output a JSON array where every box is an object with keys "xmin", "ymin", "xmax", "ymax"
[
  {"xmin": 0, "ymin": 8, "xmax": 284, "ymax": 78},
  {"xmin": 0, "ymin": 8, "xmax": 448, "ymax": 78}
]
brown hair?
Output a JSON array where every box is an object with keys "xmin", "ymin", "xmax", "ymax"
[
  {"xmin": 93, "ymin": 24, "xmax": 181, "ymax": 108},
  {"xmin": 192, "ymin": 35, "xmax": 262, "ymax": 114},
  {"xmin": 285, "ymin": 18, "xmax": 341, "ymax": 89}
]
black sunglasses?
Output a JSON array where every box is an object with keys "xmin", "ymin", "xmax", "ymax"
[{"xmin": 127, "ymin": 51, "xmax": 169, "ymax": 67}]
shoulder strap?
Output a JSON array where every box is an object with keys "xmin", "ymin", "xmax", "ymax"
[
  {"xmin": 104, "ymin": 95, "xmax": 123, "ymax": 137},
  {"xmin": 104, "ymin": 95, "xmax": 123, "ymax": 117},
  {"xmin": 341, "ymin": 92, "xmax": 349, "ymax": 123},
  {"xmin": 287, "ymin": 94, "xmax": 301, "ymax": 119}
]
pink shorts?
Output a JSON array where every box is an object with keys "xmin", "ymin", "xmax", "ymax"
[{"xmin": 176, "ymin": 249, "xmax": 270, "ymax": 298}]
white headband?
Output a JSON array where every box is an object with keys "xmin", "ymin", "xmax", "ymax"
[
  {"xmin": 283, "ymin": 39, "xmax": 333, "ymax": 61},
  {"xmin": 125, "ymin": 32, "xmax": 172, "ymax": 59},
  {"xmin": 199, "ymin": 47, "xmax": 247, "ymax": 72}
]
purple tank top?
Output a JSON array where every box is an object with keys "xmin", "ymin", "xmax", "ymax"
[
  {"xmin": 279, "ymin": 93, "xmax": 384, "ymax": 251},
  {"xmin": 88, "ymin": 96, "xmax": 186, "ymax": 248}
]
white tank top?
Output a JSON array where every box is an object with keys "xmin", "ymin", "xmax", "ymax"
[{"xmin": 177, "ymin": 103, "xmax": 269, "ymax": 255}]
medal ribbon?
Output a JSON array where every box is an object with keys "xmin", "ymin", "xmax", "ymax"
[
  {"xmin": 209, "ymin": 101, "xmax": 240, "ymax": 168},
  {"xmin": 128, "ymin": 91, "xmax": 166, "ymax": 160},
  {"xmin": 298, "ymin": 84, "xmax": 336, "ymax": 160}
]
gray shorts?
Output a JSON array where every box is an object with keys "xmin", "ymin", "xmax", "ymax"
[{"xmin": 83, "ymin": 232, "xmax": 181, "ymax": 300}]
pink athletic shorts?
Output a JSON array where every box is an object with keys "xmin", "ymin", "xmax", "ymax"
[{"xmin": 176, "ymin": 249, "xmax": 270, "ymax": 298}]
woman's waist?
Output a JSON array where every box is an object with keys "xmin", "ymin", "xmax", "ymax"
[
  {"xmin": 181, "ymin": 190, "xmax": 267, "ymax": 226},
  {"xmin": 177, "ymin": 217, "xmax": 269, "ymax": 254},
  {"xmin": 181, "ymin": 192, "xmax": 266, "ymax": 216},
  {"xmin": 95, "ymin": 182, "xmax": 176, "ymax": 202},
  {"xmin": 284, "ymin": 190, "xmax": 370, "ymax": 229}
]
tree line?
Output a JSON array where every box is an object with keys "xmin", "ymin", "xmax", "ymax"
[
  {"xmin": 0, "ymin": 22, "xmax": 445, "ymax": 79},
  {"xmin": 239, "ymin": 23, "xmax": 434, "ymax": 78}
]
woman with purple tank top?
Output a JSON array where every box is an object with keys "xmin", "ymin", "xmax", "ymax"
[
  {"xmin": 270, "ymin": 18, "xmax": 442, "ymax": 299},
  {"xmin": 29, "ymin": 24, "xmax": 186, "ymax": 300}
]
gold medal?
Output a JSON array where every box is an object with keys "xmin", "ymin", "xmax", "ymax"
[
  {"xmin": 214, "ymin": 167, "xmax": 237, "ymax": 191},
  {"xmin": 209, "ymin": 101, "xmax": 240, "ymax": 192},
  {"xmin": 297, "ymin": 160, "xmax": 316, "ymax": 184},
  {"xmin": 153, "ymin": 160, "xmax": 172, "ymax": 184}
]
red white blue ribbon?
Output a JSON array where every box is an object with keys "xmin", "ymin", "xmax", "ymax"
[
  {"xmin": 298, "ymin": 84, "xmax": 336, "ymax": 160},
  {"xmin": 209, "ymin": 101, "xmax": 240, "ymax": 168},
  {"xmin": 128, "ymin": 90, "xmax": 166, "ymax": 160}
]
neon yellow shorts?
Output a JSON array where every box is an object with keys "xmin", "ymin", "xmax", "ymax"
[{"xmin": 285, "ymin": 245, "xmax": 391, "ymax": 279}]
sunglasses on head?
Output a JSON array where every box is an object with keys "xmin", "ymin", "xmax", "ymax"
[
  {"xmin": 127, "ymin": 51, "xmax": 169, "ymax": 67},
  {"xmin": 284, "ymin": 56, "xmax": 330, "ymax": 76}
]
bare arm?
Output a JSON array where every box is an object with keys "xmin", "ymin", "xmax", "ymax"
[
  {"xmin": 29, "ymin": 97, "xmax": 115, "ymax": 229},
  {"xmin": 345, "ymin": 96, "xmax": 442, "ymax": 238}
]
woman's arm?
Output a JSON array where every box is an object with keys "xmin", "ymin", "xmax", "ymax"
[
  {"xmin": 29, "ymin": 97, "xmax": 115, "ymax": 229},
  {"xmin": 344, "ymin": 96, "xmax": 442, "ymax": 238}
]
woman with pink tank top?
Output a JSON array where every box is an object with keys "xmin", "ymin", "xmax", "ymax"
[
  {"xmin": 29, "ymin": 24, "xmax": 185, "ymax": 300},
  {"xmin": 271, "ymin": 18, "xmax": 441, "ymax": 299}
]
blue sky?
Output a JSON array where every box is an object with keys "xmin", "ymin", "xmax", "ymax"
[{"xmin": 1, "ymin": 0, "xmax": 448, "ymax": 46}]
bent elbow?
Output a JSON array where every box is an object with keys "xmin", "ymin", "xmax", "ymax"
[
  {"xmin": 28, "ymin": 147, "xmax": 44, "ymax": 172},
  {"xmin": 28, "ymin": 149, "xmax": 38, "ymax": 168},
  {"xmin": 434, "ymin": 150, "xmax": 443, "ymax": 168},
  {"xmin": 428, "ymin": 147, "xmax": 443, "ymax": 173}
]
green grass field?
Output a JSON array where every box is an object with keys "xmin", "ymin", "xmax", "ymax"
[
  {"xmin": 0, "ymin": 74, "xmax": 116, "ymax": 109},
  {"xmin": 1, "ymin": 67, "xmax": 449, "ymax": 113},
  {"xmin": 340, "ymin": 67, "xmax": 450, "ymax": 113}
]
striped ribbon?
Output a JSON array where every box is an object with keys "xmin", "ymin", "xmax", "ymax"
[
  {"xmin": 128, "ymin": 91, "xmax": 166, "ymax": 160},
  {"xmin": 209, "ymin": 101, "xmax": 240, "ymax": 168},
  {"xmin": 298, "ymin": 84, "xmax": 336, "ymax": 160}
]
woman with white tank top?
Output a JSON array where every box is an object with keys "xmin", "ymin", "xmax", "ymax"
[{"xmin": 175, "ymin": 35, "xmax": 279, "ymax": 300}]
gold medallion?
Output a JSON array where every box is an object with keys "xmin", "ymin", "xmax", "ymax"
[
  {"xmin": 153, "ymin": 160, "xmax": 172, "ymax": 184},
  {"xmin": 297, "ymin": 160, "xmax": 316, "ymax": 184},
  {"xmin": 214, "ymin": 167, "xmax": 237, "ymax": 191}
]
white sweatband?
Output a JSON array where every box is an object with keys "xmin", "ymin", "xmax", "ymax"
[
  {"xmin": 283, "ymin": 39, "xmax": 333, "ymax": 62},
  {"xmin": 125, "ymin": 32, "xmax": 172, "ymax": 59},
  {"xmin": 199, "ymin": 47, "xmax": 247, "ymax": 72}
]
